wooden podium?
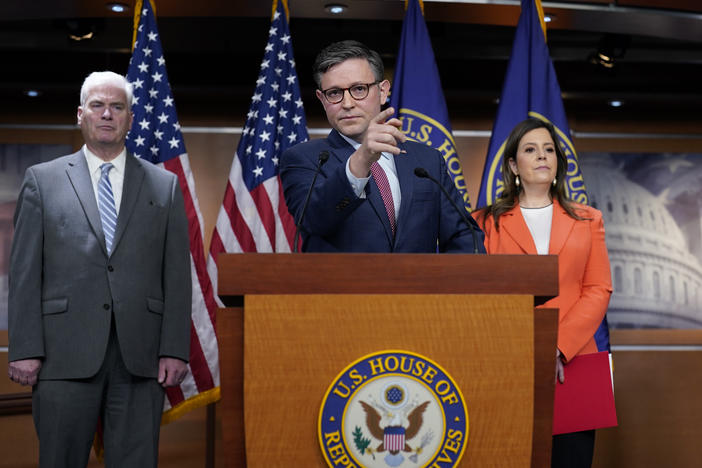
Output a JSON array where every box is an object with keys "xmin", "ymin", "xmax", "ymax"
[{"xmin": 217, "ymin": 253, "xmax": 558, "ymax": 467}]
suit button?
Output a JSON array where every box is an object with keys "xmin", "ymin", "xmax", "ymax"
[
  {"xmin": 103, "ymin": 304, "xmax": 110, "ymax": 310},
  {"xmin": 107, "ymin": 265, "xmax": 114, "ymax": 272}
]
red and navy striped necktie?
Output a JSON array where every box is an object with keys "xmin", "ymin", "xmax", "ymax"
[{"xmin": 370, "ymin": 161, "xmax": 396, "ymax": 235}]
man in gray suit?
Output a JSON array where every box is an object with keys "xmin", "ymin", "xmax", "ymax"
[{"xmin": 7, "ymin": 71, "xmax": 191, "ymax": 467}]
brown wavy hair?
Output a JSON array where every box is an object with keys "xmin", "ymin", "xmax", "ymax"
[{"xmin": 479, "ymin": 118, "xmax": 585, "ymax": 231}]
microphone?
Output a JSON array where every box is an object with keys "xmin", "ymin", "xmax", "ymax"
[
  {"xmin": 293, "ymin": 151, "xmax": 330, "ymax": 252},
  {"xmin": 414, "ymin": 167, "xmax": 481, "ymax": 254}
]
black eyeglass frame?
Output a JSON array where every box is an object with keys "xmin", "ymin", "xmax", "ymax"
[{"xmin": 320, "ymin": 81, "xmax": 381, "ymax": 104}]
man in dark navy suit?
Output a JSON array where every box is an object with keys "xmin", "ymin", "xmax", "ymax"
[{"xmin": 281, "ymin": 40, "xmax": 484, "ymax": 253}]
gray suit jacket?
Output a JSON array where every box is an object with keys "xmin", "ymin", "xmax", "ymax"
[{"xmin": 8, "ymin": 149, "xmax": 191, "ymax": 380}]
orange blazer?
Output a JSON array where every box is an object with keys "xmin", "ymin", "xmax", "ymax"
[{"xmin": 473, "ymin": 199, "xmax": 612, "ymax": 362}]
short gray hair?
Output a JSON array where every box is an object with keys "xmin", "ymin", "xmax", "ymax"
[
  {"xmin": 79, "ymin": 71, "xmax": 133, "ymax": 110},
  {"xmin": 312, "ymin": 40, "xmax": 384, "ymax": 89}
]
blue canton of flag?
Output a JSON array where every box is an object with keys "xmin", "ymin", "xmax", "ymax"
[
  {"xmin": 238, "ymin": 4, "xmax": 308, "ymax": 195},
  {"xmin": 125, "ymin": 3, "xmax": 184, "ymax": 163},
  {"xmin": 390, "ymin": 0, "xmax": 472, "ymax": 211}
]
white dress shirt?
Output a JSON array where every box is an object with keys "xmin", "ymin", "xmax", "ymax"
[
  {"xmin": 83, "ymin": 145, "xmax": 127, "ymax": 215},
  {"xmin": 520, "ymin": 204, "xmax": 553, "ymax": 255},
  {"xmin": 340, "ymin": 133, "xmax": 401, "ymax": 220}
]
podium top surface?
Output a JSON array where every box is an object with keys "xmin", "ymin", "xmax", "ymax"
[{"xmin": 217, "ymin": 253, "xmax": 558, "ymax": 305}]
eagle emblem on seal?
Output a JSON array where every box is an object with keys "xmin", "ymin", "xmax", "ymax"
[
  {"xmin": 357, "ymin": 390, "xmax": 434, "ymax": 467},
  {"xmin": 319, "ymin": 351, "xmax": 469, "ymax": 468}
]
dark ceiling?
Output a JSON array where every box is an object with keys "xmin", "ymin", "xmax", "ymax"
[{"xmin": 1, "ymin": 0, "xmax": 702, "ymax": 125}]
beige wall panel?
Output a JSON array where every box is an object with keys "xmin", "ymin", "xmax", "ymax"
[{"xmin": 594, "ymin": 350, "xmax": 702, "ymax": 468}]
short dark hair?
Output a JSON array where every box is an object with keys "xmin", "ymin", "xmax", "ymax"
[{"xmin": 312, "ymin": 40, "xmax": 384, "ymax": 89}]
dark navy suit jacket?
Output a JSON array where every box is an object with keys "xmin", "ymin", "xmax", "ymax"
[{"xmin": 280, "ymin": 129, "xmax": 485, "ymax": 253}]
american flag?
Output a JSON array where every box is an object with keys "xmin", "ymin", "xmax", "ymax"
[
  {"xmin": 125, "ymin": 0, "xmax": 220, "ymax": 421},
  {"xmin": 207, "ymin": 0, "xmax": 307, "ymax": 274}
]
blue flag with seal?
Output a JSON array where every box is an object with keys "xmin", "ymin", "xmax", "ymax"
[
  {"xmin": 477, "ymin": 0, "xmax": 610, "ymax": 351},
  {"xmin": 389, "ymin": 0, "xmax": 471, "ymax": 211}
]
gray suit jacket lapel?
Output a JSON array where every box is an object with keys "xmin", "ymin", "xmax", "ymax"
[
  {"xmin": 111, "ymin": 153, "xmax": 145, "ymax": 255},
  {"xmin": 65, "ymin": 150, "xmax": 108, "ymax": 255}
]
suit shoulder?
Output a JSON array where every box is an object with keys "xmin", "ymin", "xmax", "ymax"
[
  {"xmin": 471, "ymin": 207, "xmax": 489, "ymax": 222},
  {"xmin": 281, "ymin": 137, "xmax": 336, "ymax": 169},
  {"xmin": 404, "ymin": 141, "xmax": 445, "ymax": 173},
  {"xmin": 283, "ymin": 138, "xmax": 328, "ymax": 157},
  {"xmin": 571, "ymin": 202, "xmax": 603, "ymax": 221},
  {"xmin": 471, "ymin": 207, "xmax": 497, "ymax": 234},
  {"xmin": 133, "ymin": 156, "xmax": 177, "ymax": 181},
  {"xmin": 26, "ymin": 152, "xmax": 79, "ymax": 175},
  {"xmin": 404, "ymin": 140, "xmax": 440, "ymax": 157}
]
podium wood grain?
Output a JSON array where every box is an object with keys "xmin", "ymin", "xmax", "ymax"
[
  {"xmin": 218, "ymin": 307, "xmax": 246, "ymax": 467},
  {"xmin": 244, "ymin": 294, "xmax": 534, "ymax": 467},
  {"xmin": 216, "ymin": 253, "xmax": 559, "ymax": 467},
  {"xmin": 217, "ymin": 254, "xmax": 558, "ymax": 301},
  {"xmin": 532, "ymin": 308, "xmax": 558, "ymax": 468}
]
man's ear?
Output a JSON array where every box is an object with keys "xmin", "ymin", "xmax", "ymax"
[
  {"xmin": 379, "ymin": 80, "xmax": 390, "ymax": 104},
  {"xmin": 77, "ymin": 106, "xmax": 83, "ymax": 125}
]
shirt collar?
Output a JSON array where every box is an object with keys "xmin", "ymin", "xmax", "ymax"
[{"xmin": 83, "ymin": 145, "xmax": 127, "ymax": 176}]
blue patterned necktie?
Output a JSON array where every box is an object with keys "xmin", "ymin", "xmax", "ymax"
[{"xmin": 98, "ymin": 163, "xmax": 117, "ymax": 254}]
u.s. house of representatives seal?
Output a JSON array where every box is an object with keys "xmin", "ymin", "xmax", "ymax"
[{"xmin": 318, "ymin": 350, "xmax": 469, "ymax": 468}]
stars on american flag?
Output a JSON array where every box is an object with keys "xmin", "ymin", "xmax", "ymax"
[
  {"xmin": 127, "ymin": 0, "xmax": 220, "ymax": 417},
  {"xmin": 208, "ymin": 0, "xmax": 305, "ymax": 256},
  {"xmin": 236, "ymin": 7, "xmax": 308, "ymax": 190},
  {"xmin": 125, "ymin": 3, "xmax": 183, "ymax": 163}
]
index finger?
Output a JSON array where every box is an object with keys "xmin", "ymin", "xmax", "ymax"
[{"xmin": 372, "ymin": 107, "xmax": 396, "ymax": 124}]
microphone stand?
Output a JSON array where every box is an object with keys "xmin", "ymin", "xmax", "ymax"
[
  {"xmin": 293, "ymin": 151, "xmax": 329, "ymax": 252},
  {"xmin": 414, "ymin": 167, "xmax": 481, "ymax": 254}
]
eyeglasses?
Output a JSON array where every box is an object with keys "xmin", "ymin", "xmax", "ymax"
[{"xmin": 320, "ymin": 82, "xmax": 380, "ymax": 104}]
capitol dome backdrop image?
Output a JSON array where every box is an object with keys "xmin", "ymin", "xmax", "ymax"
[{"xmin": 580, "ymin": 152, "xmax": 702, "ymax": 329}]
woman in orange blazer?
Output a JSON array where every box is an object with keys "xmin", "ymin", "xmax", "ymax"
[{"xmin": 473, "ymin": 118, "xmax": 612, "ymax": 468}]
